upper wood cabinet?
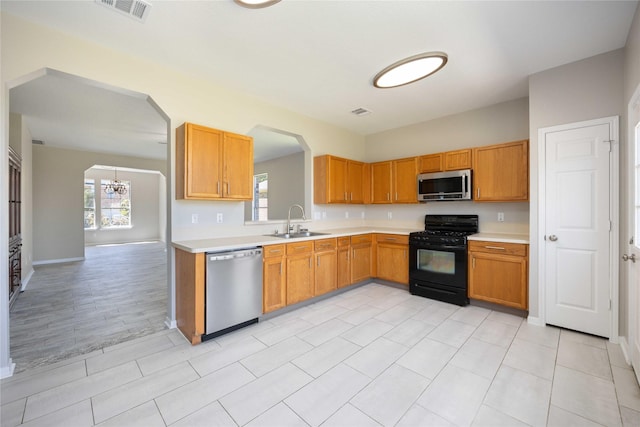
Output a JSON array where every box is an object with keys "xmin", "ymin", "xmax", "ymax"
[
  {"xmin": 419, "ymin": 149, "xmax": 472, "ymax": 173},
  {"xmin": 314, "ymin": 155, "xmax": 369, "ymax": 204},
  {"xmin": 473, "ymin": 140, "xmax": 528, "ymax": 202},
  {"xmin": 176, "ymin": 122, "xmax": 253, "ymax": 200},
  {"xmin": 371, "ymin": 157, "xmax": 418, "ymax": 204}
]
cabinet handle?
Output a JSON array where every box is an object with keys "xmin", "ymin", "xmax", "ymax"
[
  {"xmin": 395, "ymin": 192, "xmax": 398, "ymax": 201},
  {"xmin": 353, "ymin": 249, "xmax": 356, "ymax": 259},
  {"xmin": 385, "ymin": 237, "xmax": 397, "ymax": 242},
  {"xmin": 484, "ymin": 246, "xmax": 506, "ymax": 250},
  {"xmin": 472, "ymin": 257, "xmax": 475, "ymax": 268},
  {"xmin": 387, "ymin": 193, "xmax": 390, "ymax": 201},
  {"xmin": 344, "ymin": 192, "xmax": 347, "ymax": 201},
  {"xmin": 217, "ymin": 181, "xmax": 220, "ymax": 194},
  {"xmin": 477, "ymin": 188, "xmax": 480, "ymax": 198},
  {"xmin": 309, "ymin": 258, "xmax": 312, "ymax": 268},
  {"xmin": 317, "ymin": 257, "xmax": 320, "ymax": 267},
  {"xmin": 350, "ymin": 192, "xmax": 353, "ymax": 201}
]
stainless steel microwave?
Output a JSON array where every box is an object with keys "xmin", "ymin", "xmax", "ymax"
[{"xmin": 417, "ymin": 169, "xmax": 472, "ymax": 201}]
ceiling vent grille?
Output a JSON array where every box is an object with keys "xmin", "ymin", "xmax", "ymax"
[
  {"xmin": 32, "ymin": 140, "xmax": 44, "ymax": 145},
  {"xmin": 95, "ymin": 0, "xmax": 151, "ymax": 22},
  {"xmin": 351, "ymin": 107, "xmax": 372, "ymax": 117}
]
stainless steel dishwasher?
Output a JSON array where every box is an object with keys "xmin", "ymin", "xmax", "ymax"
[{"xmin": 205, "ymin": 247, "xmax": 263, "ymax": 339}]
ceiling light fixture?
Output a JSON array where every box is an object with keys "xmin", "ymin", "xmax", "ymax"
[
  {"xmin": 234, "ymin": 0, "xmax": 281, "ymax": 9},
  {"xmin": 104, "ymin": 168, "xmax": 127, "ymax": 195},
  {"xmin": 373, "ymin": 52, "xmax": 448, "ymax": 89}
]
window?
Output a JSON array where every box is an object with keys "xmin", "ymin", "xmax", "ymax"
[
  {"xmin": 100, "ymin": 179, "xmax": 131, "ymax": 228},
  {"xmin": 253, "ymin": 173, "xmax": 268, "ymax": 221},
  {"xmin": 84, "ymin": 179, "xmax": 96, "ymax": 229}
]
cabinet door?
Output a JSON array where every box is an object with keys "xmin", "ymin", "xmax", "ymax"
[
  {"xmin": 315, "ymin": 251, "xmax": 337, "ymax": 296},
  {"xmin": 376, "ymin": 243, "xmax": 409, "ymax": 284},
  {"xmin": 286, "ymin": 254, "xmax": 314, "ymax": 305},
  {"xmin": 393, "ymin": 157, "xmax": 418, "ymax": 203},
  {"xmin": 351, "ymin": 244, "xmax": 372, "ymax": 283},
  {"xmin": 180, "ymin": 123, "xmax": 223, "ymax": 199},
  {"xmin": 473, "ymin": 140, "xmax": 528, "ymax": 202},
  {"xmin": 468, "ymin": 252, "xmax": 528, "ymax": 309},
  {"xmin": 371, "ymin": 161, "xmax": 392, "ymax": 203},
  {"xmin": 263, "ymin": 257, "xmax": 286, "ymax": 313},
  {"xmin": 347, "ymin": 160, "xmax": 366, "ymax": 204},
  {"xmin": 444, "ymin": 149, "xmax": 472, "ymax": 171},
  {"xmin": 223, "ymin": 132, "xmax": 253, "ymax": 199},
  {"xmin": 419, "ymin": 153, "xmax": 443, "ymax": 173},
  {"xmin": 329, "ymin": 156, "xmax": 348, "ymax": 203},
  {"xmin": 337, "ymin": 246, "xmax": 351, "ymax": 288}
]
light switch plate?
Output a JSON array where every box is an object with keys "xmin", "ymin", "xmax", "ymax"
[{"xmin": 216, "ymin": 213, "xmax": 223, "ymax": 223}]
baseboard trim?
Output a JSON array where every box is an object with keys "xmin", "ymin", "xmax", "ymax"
[
  {"xmin": 527, "ymin": 315, "xmax": 545, "ymax": 327},
  {"xmin": 164, "ymin": 317, "xmax": 177, "ymax": 329},
  {"xmin": 0, "ymin": 360, "xmax": 16, "ymax": 379},
  {"xmin": 33, "ymin": 257, "xmax": 84, "ymax": 266},
  {"xmin": 20, "ymin": 268, "xmax": 35, "ymax": 291},
  {"xmin": 619, "ymin": 336, "xmax": 632, "ymax": 365}
]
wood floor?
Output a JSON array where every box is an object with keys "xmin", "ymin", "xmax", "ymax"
[{"xmin": 9, "ymin": 241, "xmax": 168, "ymax": 373}]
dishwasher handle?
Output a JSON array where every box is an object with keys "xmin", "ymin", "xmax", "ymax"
[{"xmin": 208, "ymin": 248, "xmax": 262, "ymax": 262}]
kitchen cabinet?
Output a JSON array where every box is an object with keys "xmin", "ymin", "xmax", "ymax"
[
  {"xmin": 351, "ymin": 234, "xmax": 373, "ymax": 283},
  {"xmin": 371, "ymin": 157, "xmax": 418, "ymax": 204},
  {"xmin": 314, "ymin": 155, "xmax": 369, "ymax": 204},
  {"xmin": 468, "ymin": 240, "xmax": 528, "ymax": 310},
  {"xmin": 263, "ymin": 244, "xmax": 286, "ymax": 314},
  {"xmin": 175, "ymin": 249, "xmax": 205, "ymax": 345},
  {"xmin": 419, "ymin": 149, "xmax": 472, "ymax": 173},
  {"xmin": 176, "ymin": 122, "xmax": 253, "ymax": 200},
  {"xmin": 314, "ymin": 238, "xmax": 337, "ymax": 296},
  {"xmin": 286, "ymin": 241, "xmax": 314, "ymax": 305},
  {"xmin": 473, "ymin": 140, "xmax": 528, "ymax": 202},
  {"xmin": 375, "ymin": 234, "xmax": 409, "ymax": 285},
  {"xmin": 337, "ymin": 237, "xmax": 351, "ymax": 288}
]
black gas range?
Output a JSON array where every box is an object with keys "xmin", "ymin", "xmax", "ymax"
[{"xmin": 409, "ymin": 215, "xmax": 478, "ymax": 306}]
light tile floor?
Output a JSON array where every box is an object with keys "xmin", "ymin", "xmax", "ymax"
[{"xmin": 2, "ymin": 282, "xmax": 640, "ymax": 426}]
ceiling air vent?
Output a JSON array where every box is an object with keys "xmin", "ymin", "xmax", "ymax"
[
  {"xmin": 95, "ymin": 0, "xmax": 151, "ymax": 22},
  {"xmin": 351, "ymin": 107, "xmax": 372, "ymax": 117},
  {"xmin": 32, "ymin": 140, "xmax": 44, "ymax": 145}
]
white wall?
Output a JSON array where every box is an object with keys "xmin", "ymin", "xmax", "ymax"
[
  {"xmin": 528, "ymin": 49, "xmax": 625, "ymax": 322},
  {"xmin": 32, "ymin": 145, "xmax": 165, "ymax": 262},
  {"xmin": 84, "ymin": 167, "xmax": 162, "ymax": 246}
]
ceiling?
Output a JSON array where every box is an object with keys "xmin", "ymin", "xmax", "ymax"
[{"xmin": 4, "ymin": 0, "xmax": 638, "ymax": 160}]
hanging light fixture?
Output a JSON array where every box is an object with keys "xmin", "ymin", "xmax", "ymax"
[
  {"xmin": 234, "ymin": 0, "xmax": 281, "ymax": 8},
  {"xmin": 373, "ymin": 52, "xmax": 448, "ymax": 88},
  {"xmin": 104, "ymin": 168, "xmax": 127, "ymax": 195}
]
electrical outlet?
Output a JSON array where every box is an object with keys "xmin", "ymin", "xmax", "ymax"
[
  {"xmin": 345, "ymin": 212, "xmax": 349, "ymax": 219},
  {"xmin": 191, "ymin": 214, "xmax": 198, "ymax": 224},
  {"xmin": 216, "ymin": 213, "xmax": 223, "ymax": 223},
  {"xmin": 322, "ymin": 211, "xmax": 327, "ymax": 219},
  {"xmin": 313, "ymin": 212, "xmax": 321, "ymax": 220},
  {"xmin": 498, "ymin": 212, "xmax": 505, "ymax": 222},
  {"xmin": 387, "ymin": 211, "xmax": 393, "ymax": 220},
  {"xmin": 361, "ymin": 211, "xmax": 365, "ymax": 219}
]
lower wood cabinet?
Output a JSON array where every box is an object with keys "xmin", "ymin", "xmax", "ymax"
[
  {"xmin": 468, "ymin": 240, "xmax": 528, "ymax": 309},
  {"xmin": 375, "ymin": 234, "xmax": 409, "ymax": 285},
  {"xmin": 314, "ymin": 238, "xmax": 337, "ymax": 296},
  {"xmin": 286, "ymin": 241, "xmax": 314, "ymax": 305},
  {"xmin": 262, "ymin": 244, "xmax": 286, "ymax": 314},
  {"xmin": 337, "ymin": 237, "xmax": 351, "ymax": 288},
  {"xmin": 351, "ymin": 234, "xmax": 373, "ymax": 283},
  {"xmin": 175, "ymin": 249, "xmax": 205, "ymax": 345}
]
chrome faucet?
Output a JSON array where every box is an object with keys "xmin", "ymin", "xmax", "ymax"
[{"xmin": 286, "ymin": 204, "xmax": 306, "ymax": 234}]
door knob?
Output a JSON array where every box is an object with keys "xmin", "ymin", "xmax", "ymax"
[
  {"xmin": 548, "ymin": 235, "xmax": 558, "ymax": 242},
  {"xmin": 623, "ymin": 253, "xmax": 637, "ymax": 263}
]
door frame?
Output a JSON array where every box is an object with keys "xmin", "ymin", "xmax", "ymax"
[{"xmin": 536, "ymin": 116, "xmax": 619, "ymax": 342}]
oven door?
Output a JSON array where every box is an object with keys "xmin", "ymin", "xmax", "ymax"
[{"xmin": 409, "ymin": 242, "xmax": 468, "ymax": 289}]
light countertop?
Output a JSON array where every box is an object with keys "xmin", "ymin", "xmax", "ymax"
[
  {"xmin": 172, "ymin": 226, "xmax": 417, "ymax": 253},
  {"xmin": 468, "ymin": 232, "xmax": 529, "ymax": 244}
]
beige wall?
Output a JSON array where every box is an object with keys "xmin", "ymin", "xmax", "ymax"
[
  {"xmin": 528, "ymin": 49, "xmax": 625, "ymax": 322},
  {"xmin": 32, "ymin": 145, "xmax": 165, "ymax": 262},
  {"xmin": 84, "ymin": 167, "xmax": 163, "ymax": 246}
]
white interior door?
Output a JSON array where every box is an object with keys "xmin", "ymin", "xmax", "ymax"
[
  {"xmin": 544, "ymin": 119, "xmax": 614, "ymax": 338},
  {"xmin": 627, "ymin": 89, "xmax": 640, "ymax": 383}
]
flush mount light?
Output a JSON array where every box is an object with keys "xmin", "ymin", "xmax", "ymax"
[
  {"xmin": 234, "ymin": 0, "xmax": 281, "ymax": 8},
  {"xmin": 373, "ymin": 52, "xmax": 448, "ymax": 89}
]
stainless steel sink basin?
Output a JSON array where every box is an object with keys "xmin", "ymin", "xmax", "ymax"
[{"xmin": 266, "ymin": 231, "xmax": 330, "ymax": 239}]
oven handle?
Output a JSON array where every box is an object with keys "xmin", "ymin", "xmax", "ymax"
[{"xmin": 410, "ymin": 243, "xmax": 466, "ymax": 251}]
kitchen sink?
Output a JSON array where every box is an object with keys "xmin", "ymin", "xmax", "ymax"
[{"xmin": 265, "ymin": 231, "xmax": 330, "ymax": 239}]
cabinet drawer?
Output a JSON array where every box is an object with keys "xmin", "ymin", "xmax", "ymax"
[
  {"xmin": 375, "ymin": 234, "xmax": 409, "ymax": 245},
  {"xmin": 351, "ymin": 234, "xmax": 372, "ymax": 245},
  {"xmin": 263, "ymin": 244, "xmax": 285, "ymax": 258},
  {"xmin": 286, "ymin": 241, "xmax": 313, "ymax": 255},
  {"xmin": 337, "ymin": 236, "xmax": 350, "ymax": 247},
  {"xmin": 468, "ymin": 240, "xmax": 527, "ymax": 256},
  {"xmin": 315, "ymin": 238, "xmax": 337, "ymax": 252}
]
